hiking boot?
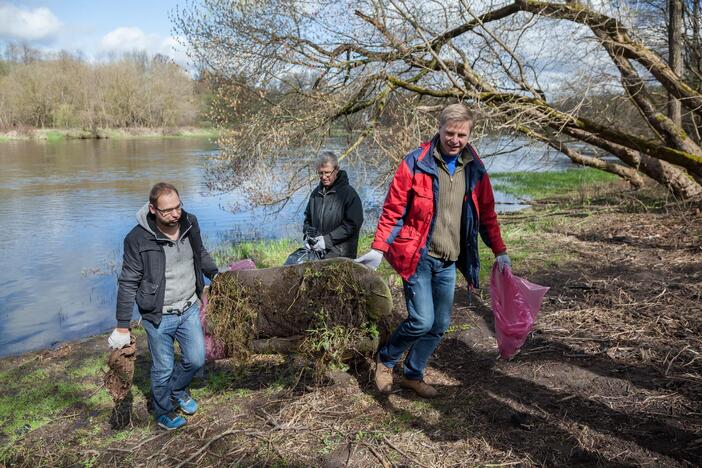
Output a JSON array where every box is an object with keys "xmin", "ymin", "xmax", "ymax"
[
  {"xmin": 374, "ymin": 354, "xmax": 393, "ymax": 393},
  {"xmin": 399, "ymin": 377, "xmax": 438, "ymax": 398},
  {"xmin": 176, "ymin": 395, "xmax": 198, "ymax": 415},
  {"xmin": 157, "ymin": 413, "xmax": 187, "ymax": 431}
]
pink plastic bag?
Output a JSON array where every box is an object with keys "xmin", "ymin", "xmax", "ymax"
[
  {"xmin": 489, "ymin": 263, "xmax": 549, "ymax": 359},
  {"xmin": 200, "ymin": 259, "xmax": 257, "ymax": 362}
]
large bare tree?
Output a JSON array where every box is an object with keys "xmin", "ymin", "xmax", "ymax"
[{"xmin": 175, "ymin": 0, "xmax": 702, "ymax": 201}]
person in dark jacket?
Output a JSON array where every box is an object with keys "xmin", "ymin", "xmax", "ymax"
[
  {"xmin": 303, "ymin": 151, "xmax": 364, "ymax": 259},
  {"xmin": 107, "ymin": 182, "xmax": 219, "ymax": 431}
]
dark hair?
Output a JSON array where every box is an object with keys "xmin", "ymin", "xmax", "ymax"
[{"xmin": 149, "ymin": 182, "xmax": 180, "ymax": 207}]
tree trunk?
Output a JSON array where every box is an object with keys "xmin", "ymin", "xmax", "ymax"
[
  {"xmin": 669, "ymin": 0, "xmax": 683, "ymax": 128},
  {"xmin": 640, "ymin": 156, "xmax": 702, "ymax": 199},
  {"xmin": 205, "ymin": 258, "xmax": 394, "ymax": 362}
]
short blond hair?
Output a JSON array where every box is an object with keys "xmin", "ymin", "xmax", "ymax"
[{"xmin": 439, "ymin": 103, "xmax": 475, "ymax": 128}]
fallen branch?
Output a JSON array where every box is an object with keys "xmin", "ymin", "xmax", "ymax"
[
  {"xmin": 383, "ymin": 436, "xmax": 428, "ymax": 467},
  {"xmin": 363, "ymin": 441, "xmax": 391, "ymax": 468},
  {"xmin": 174, "ymin": 429, "xmax": 246, "ymax": 468}
]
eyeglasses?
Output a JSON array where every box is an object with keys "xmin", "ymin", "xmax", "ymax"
[
  {"xmin": 317, "ymin": 168, "xmax": 337, "ymax": 177},
  {"xmin": 154, "ymin": 202, "xmax": 183, "ymax": 215}
]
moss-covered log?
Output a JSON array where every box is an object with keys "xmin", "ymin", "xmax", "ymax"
[{"xmin": 205, "ymin": 258, "xmax": 393, "ymax": 366}]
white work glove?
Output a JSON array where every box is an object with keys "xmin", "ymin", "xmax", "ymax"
[
  {"xmin": 495, "ymin": 253, "xmax": 512, "ymax": 272},
  {"xmin": 108, "ymin": 329, "xmax": 131, "ymax": 350},
  {"xmin": 311, "ymin": 236, "xmax": 326, "ymax": 251},
  {"xmin": 355, "ymin": 249, "xmax": 383, "ymax": 270}
]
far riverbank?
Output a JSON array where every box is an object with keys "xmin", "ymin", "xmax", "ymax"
[{"xmin": 0, "ymin": 126, "xmax": 219, "ymax": 142}]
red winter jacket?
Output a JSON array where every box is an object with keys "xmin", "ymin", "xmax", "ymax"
[{"xmin": 371, "ymin": 136, "xmax": 506, "ymax": 287}]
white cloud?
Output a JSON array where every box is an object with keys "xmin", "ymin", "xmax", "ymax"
[
  {"xmin": 100, "ymin": 26, "xmax": 152, "ymax": 51},
  {"xmin": 99, "ymin": 27, "xmax": 190, "ymax": 66},
  {"xmin": 0, "ymin": 3, "xmax": 62, "ymax": 41}
]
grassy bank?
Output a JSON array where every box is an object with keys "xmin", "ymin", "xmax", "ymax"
[
  {"xmin": 0, "ymin": 127, "xmax": 219, "ymax": 142},
  {"xmin": 6, "ymin": 171, "xmax": 698, "ymax": 466},
  {"xmin": 491, "ymin": 167, "xmax": 619, "ymax": 198}
]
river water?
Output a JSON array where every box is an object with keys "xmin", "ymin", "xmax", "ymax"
[{"xmin": 0, "ymin": 136, "xmax": 574, "ymax": 357}]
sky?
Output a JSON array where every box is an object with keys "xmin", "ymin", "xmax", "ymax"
[{"xmin": 0, "ymin": 0, "xmax": 190, "ymax": 64}]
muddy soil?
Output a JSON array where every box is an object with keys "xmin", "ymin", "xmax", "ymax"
[{"xmin": 2, "ymin": 189, "xmax": 701, "ymax": 467}]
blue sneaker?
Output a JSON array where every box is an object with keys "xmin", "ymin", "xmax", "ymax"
[
  {"xmin": 156, "ymin": 413, "xmax": 187, "ymax": 431},
  {"xmin": 176, "ymin": 395, "xmax": 198, "ymax": 415}
]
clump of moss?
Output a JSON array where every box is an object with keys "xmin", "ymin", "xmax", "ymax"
[
  {"xmin": 299, "ymin": 307, "xmax": 380, "ymax": 379},
  {"xmin": 206, "ymin": 274, "xmax": 259, "ymax": 361}
]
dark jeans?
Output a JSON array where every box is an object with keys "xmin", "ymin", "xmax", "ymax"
[
  {"xmin": 378, "ymin": 255, "xmax": 456, "ymax": 380},
  {"xmin": 142, "ymin": 301, "xmax": 205, "ymax": 418}
]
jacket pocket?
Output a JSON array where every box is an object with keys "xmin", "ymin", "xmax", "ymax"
[
  {"xmin": 409, "ymin": 186, "xmax": 433, "ymax": 222},
  {"xmin": 136, "ymin": 280, "xmax": 159, "ymax": 311},
  {"xmin": 386, "ymin": 225, "xmax": 421, "ymax": 275}
]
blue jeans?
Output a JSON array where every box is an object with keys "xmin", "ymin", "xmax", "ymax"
[
  {"xmin": 142, "ymin": 301, "xmax": 205, "ymax": 418},
  {"xmin": 378, "ymin": 255, "xmax": 456, "ymax": 381}
]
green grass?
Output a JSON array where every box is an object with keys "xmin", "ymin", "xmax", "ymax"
[
  {"xmin": 491, "ymin": 168, "xmax": 618, "ymax": 198},
  {"xmin": 69, "ymin": 355, "xmax": 107, "ymax": 379},
  {"xmin": 0, "ymin": 377, "xmax": 83, "ymax": 437},
  {"xmin": 475, "ymin": 204, "xmax": 580, "ymax": 285},
  {"xmin": 213, "ymin": 233, "xmax": 401, "ymax": 282},
  {"xmin": 446, "ymin": 323, "xmax": 471, "ymax": 334},
  {"xmin": 319, "ymin": 433, "xmax": 343, "ymax": 455},
  {"xmin": 104, "ymin": 428, "xmax": 147, "ymax": 445},
  {"xmin": 177, "ymin": 128, "xmax": 220, "ymax": 138},
  {"xmin": 195, "ymin": 369, "xmax": 234, "ymax": 393},
  {"xmin": 0, "ymin": 353, "xmax": 109, "ymax": 445},
  {"xmin": 44, "ymin": 130, "xmax": 66, "ymax": 142},
  {"xmin": 214, "ymin": 238, "xmax": 299, "ymax": 268},
  {"xmin": 103, "ymin": 127, "xmax": 219, "ymax": 140},
  {"xmin": 0, "ymin": 127, "xmax": 219, "ymax": 143}
]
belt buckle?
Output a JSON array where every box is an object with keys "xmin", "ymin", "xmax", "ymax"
[
  {"xmin": 165, "ymin": 300, "xmax": 192, "ymax": 316},
  {"xmin": 179, "ymin": 301, "xmax": 192, "ymax": 315}
]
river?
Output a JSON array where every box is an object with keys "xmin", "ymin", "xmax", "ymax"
[{"xmin": 0, "ymin": 136, "xmax": 574, "ymax": 357}]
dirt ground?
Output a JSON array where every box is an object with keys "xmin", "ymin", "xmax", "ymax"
[{"xmin": 1, "ymin": 188, "xmax": 701, "ymax": 467}]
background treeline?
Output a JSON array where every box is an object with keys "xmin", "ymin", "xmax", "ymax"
[{"xmin": 0, "ymin": 43, "xmax": 208, "ymax": 130}]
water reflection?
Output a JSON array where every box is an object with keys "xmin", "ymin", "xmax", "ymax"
[{"xmin": 0, "ymin": 136, "xmax": 575, "ymax": 357}]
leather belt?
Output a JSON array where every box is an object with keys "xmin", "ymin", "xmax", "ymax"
[{"xmin": 163, "ymin": 300, "xmax": 193, "ymax": 316}]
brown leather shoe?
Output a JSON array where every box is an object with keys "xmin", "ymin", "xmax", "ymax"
[
  {"xmin": 374, "ymin": 354, "xmax": 393, "ymax": 393},
  {"xmin": 399, "ymin": 377, "xmax": 438, "ymax": 398}
]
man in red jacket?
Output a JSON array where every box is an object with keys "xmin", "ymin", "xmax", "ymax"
[{"xmin": 356, "ymin": 103, "xmax": 510, "ymax": 398}]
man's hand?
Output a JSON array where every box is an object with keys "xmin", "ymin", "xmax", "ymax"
[
  {"xmin": 311, "ymin": 236, "xmax": 326, "ymax": 251},
  {"xmin": 108, "ymin": 328, "xmax": 131, "ymax": 350},
  {"xmin": 355, "ymin": 249, "xmax": 383, "ymax": 270},
  {"xmin": 496, "ymin": 253, "xmax": 512, "ymax": 272}
]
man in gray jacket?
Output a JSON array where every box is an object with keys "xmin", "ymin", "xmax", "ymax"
[{"xmin": 108, "ymin": 182, "xmax": 219, "ymax": 430}]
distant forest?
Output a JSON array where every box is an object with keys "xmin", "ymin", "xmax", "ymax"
[{"xmin": 0, "ymin": 43, "xmax": 209, "ymax": 129}]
